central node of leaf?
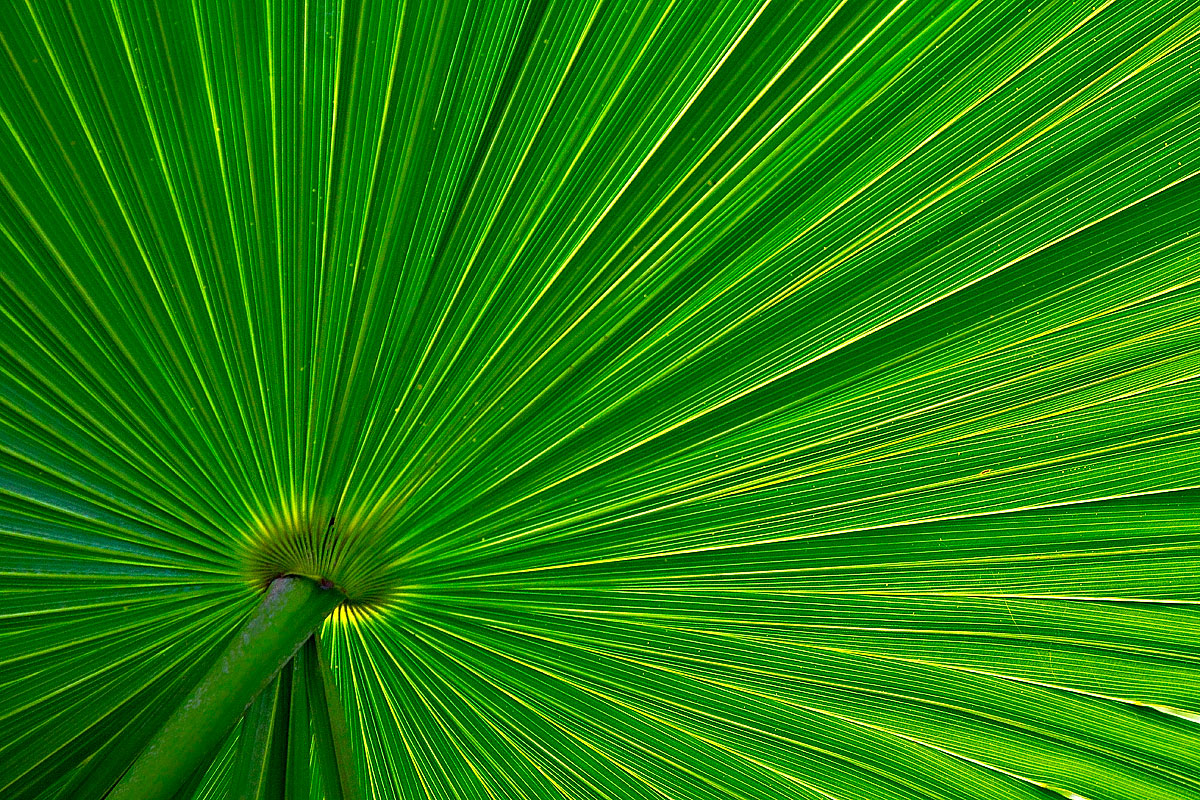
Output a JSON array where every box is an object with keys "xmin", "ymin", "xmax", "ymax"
[{"xmin": 239, "ymin": 509, "xmax": 398, "ymax": 617}]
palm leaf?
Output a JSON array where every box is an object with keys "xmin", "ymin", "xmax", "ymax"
[{"xmin": 3, "ymin": 0, "xmax": 1200, "ymax": 798}]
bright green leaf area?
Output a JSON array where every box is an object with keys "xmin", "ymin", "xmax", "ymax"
[{"xmin": 2, "ymin": 0, "xmax": 1200, "ymax": 798}]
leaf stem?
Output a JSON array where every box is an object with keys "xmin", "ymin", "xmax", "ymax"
[
  {"xmin": 304, "ymin": 635, "xmax": 362, "ymax": 800},
  {"xmin": 106, "ymin": 577, "xmax": 343, "ymax": 800}
]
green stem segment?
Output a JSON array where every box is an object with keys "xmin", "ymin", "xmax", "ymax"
[
  {"xmin": 306, "ymin": 635, "xmax": 362, "ymax": 800},
  {"xmin": 107, "ymin": 577, "xmax": 343, "ymax": 800}
]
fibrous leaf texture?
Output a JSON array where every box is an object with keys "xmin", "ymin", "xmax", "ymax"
[{"xmin": 2, "ymin": 1, "xmax": 1200, "ymax": 799}]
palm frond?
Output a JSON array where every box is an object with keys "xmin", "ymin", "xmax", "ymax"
[{"xmin": 2, "ymin": 1, "xmax": 1200, "ymax": 798}]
